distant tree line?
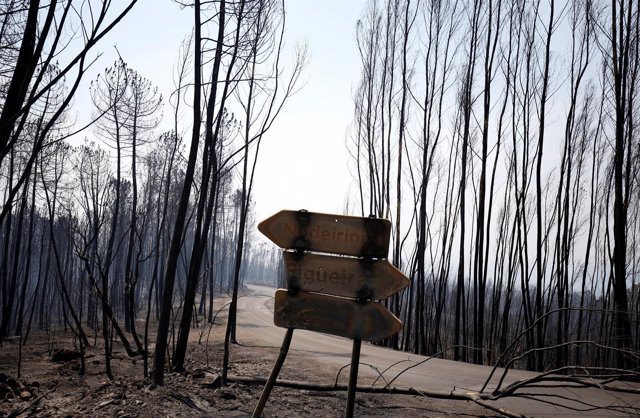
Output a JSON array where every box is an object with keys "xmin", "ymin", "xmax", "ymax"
[{"xmin": 348, "ymin": 0, "xmax": 639, "ymax": 372}]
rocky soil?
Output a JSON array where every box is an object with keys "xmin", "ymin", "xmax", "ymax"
[{"xmin": 0, "ymin": 321, "xmax": 496, "ymax": 417}]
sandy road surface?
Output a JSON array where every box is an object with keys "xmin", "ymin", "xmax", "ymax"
[{"xmin": 236, "ymin": 285, "xmax": 640, "ymax": 417}]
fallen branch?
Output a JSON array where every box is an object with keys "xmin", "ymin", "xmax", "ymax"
[
  {"xmin": 482, "ymin": 308, "xmax": 640, "ymax": 393},
  {"xmin": 165, "ymin": 392, "xmax": 207, "ymax": 413},
  {"xmin": 376, "ymin": 345, "xmax": 477, "ymax": 388},
  {"xmin": 225, "ymin": 374, "xmax": 472, "ymax": 396},
  {"xmin": 219, "ymin": 375, "xmax": 522, "ymax": 417},
  {"xmin": 95, "ymin": 399, "xmax": 117, "ymax": 410},
  {"xmin": 335, "ymin": 362, "xmax": 391, "ymax": 388},
  {"xmin": 493, "ymin": 367, "xmax": 640, "ymax": 398},
  {"xmin": 508, "ymin": 392, "xmax": 637, "ymax": 416},
  {"xmin": 9, "ymin": 389, "xmax": 54, "ymax": 418}
]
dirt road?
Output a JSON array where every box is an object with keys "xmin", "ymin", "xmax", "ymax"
[{"xmin": 236, "ymin": 285, "xmax": 640, "ymax": 417}]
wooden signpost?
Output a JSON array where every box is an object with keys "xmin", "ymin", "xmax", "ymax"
[
  {"xmin": 252, "ymin": 210, "xmax": 409, "ymax": 418},
  {"xmin": 274, "ymin": 289, "xmax": 403, "ymax": 342},
  {"xmin": 282, "ymin": 251, "xmax": 409, "ymax": 300},
  {"xmin": 257, "ymin": 210, "xmax": 392, "ymax": 258}
]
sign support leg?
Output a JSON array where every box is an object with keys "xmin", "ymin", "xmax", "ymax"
[
  {"xmin": 251, "ymin": 328, "xmax": 294, "ymax": 418},
  {"xmin": 345, "ymin": 338, "xmax": 362, "ymax": 418}
]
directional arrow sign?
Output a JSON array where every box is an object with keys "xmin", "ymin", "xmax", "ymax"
[
  {"xmin": 283, "ymin": 251, "xmax": 409, "ymax": 300},
  {"xmin": 258, "ymin": 210, "xmax": 391, "ymax": 258},
  {"xmin": 274, "ymin": 289, "xmax": 402, "ymax": 343},
  {"xmin": 254, "ymin": 210, "xmax": 408, "ymax": 417}
]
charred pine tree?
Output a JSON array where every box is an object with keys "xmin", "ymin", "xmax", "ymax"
[{"xmin": 608, "ymin": 0, "xmax": 638, "ymax": 369}]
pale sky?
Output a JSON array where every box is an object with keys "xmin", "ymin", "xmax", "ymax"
[
  {"xmin": 256, "ymin": 0, "xmax": 366, "ymax": 221},
  {"xmin": 73, "ymin": 0, "xmax": 367, "ymax": 223}
]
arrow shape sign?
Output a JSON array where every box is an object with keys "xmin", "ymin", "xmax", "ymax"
[
  {"xmin": 283, "ymin": 251, "xmax": 409, "ymax": 300},
  {"xmin": 274, "ymin": 289, "xmax": 402, "ymax": 343},
  {"xmin": 258, "ymin": 210, "xmax": 391, "ymax": 258}
]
